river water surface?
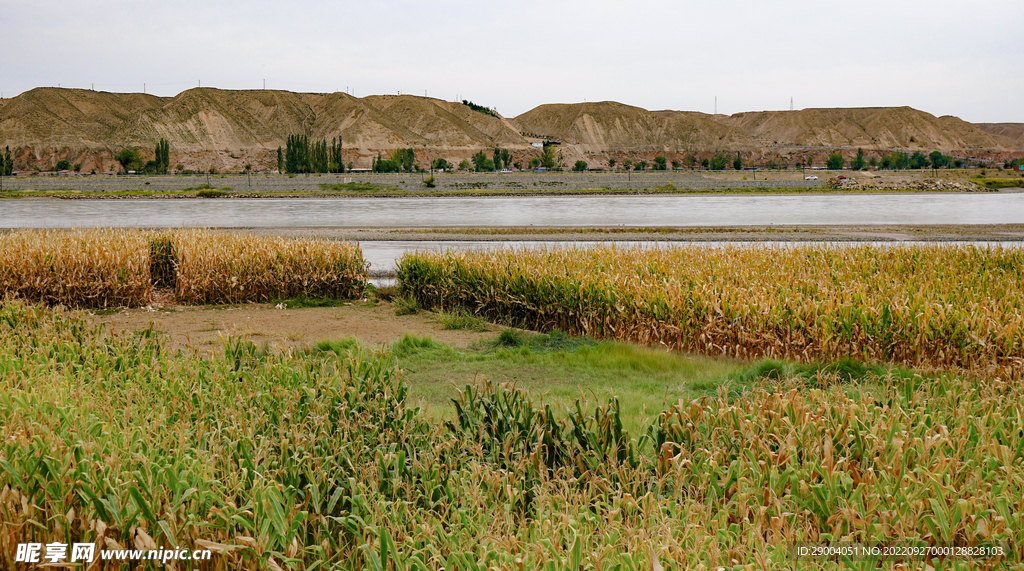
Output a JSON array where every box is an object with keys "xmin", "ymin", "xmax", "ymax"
[{"xmin": 2, "ymin": 193, "xmax": 1023, "ymax": 228}]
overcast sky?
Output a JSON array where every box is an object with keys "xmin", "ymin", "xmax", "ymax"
[{"xmin": 1, "ymin": 0, "xmax": 1020, "ymax": 122}]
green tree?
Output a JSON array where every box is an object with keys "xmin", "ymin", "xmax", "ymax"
[
  {"xmin": 458, "ymin": 159, "xmax": 471, "ymax": 171},
  {"xmin": 573, "ymin": 160, "xmax": 588, "ymax": 172},
  {"xmin": 372, "ymin": 152, "xmax": 400, "ymax": 173},
  {"xmin": 329, "ymin": 137, "xmax": 344, "ymax": 173},
  {"xmin": 311, "ymin": 139, "xmax": 329, "ymax": 173},
  {"xmin": 684, "ymin": 154, "xmax": 696, "ymax": 169},
  {"xmin": 2, "ymin": 147, "xmax": 12, "ymax": 176},
  {"xmin": 285, "ymin": 134, "xmax": 311, "ymax": 174},
  {"xmin": 635, "ymin": 160, "xmax": 647, "ymax": 171},
  {"xmin": 880, "ymin": 151, "xmax": 908, "ymax": 170},
  {"xmin": 277, "ymin": 147, "xmax": 284, "ymax": 173},
  {"xmin": 391, "ymin": 148, "xmax": 416, "ymax": 172},
  {"xmin": 826, "ymin": 152, "xmax": 845, "ymax": 170},
  {"xmin": 493, "ymin": 148, "xmax": 502, "ymax": 170},
  {"xmin": 529, "ymin": 158, "xmax": 540, "ymax": 169},
  {"xmin": 701, "ymin": 158, "xmax": 710, "ymax": 169},
  {"xmin": 733, "ymin": 152, "xmax": 742, "ymax": 170},
  {"xmin": 850, "ymin": 148, "xmax": 866, "ymax": 171},
  {"xmin": 608, "ymin": 158, "xmax": 616, "ymax": 170},
  {"xmin": 868, "ymin": 156, "xmax": 878, "ymax": 169},
  {"xmin": 929, "ymin": 151, "xmax": 947, "ymax": 169},
  {"xmin": 56, "ymin": 159, "xmax": 71, "ymax": 171},
  {"xmin": 540, "ymin": 145, "xmax": 558, "ymax": 169},
  {"xmin": 622, "ymin": 159, "xmax": 632, "ymax": 171},
  {"xmin": 431, "ymin": 158, "xmax": 452, "ymax": 171},
  {"xmin": 114, "ymin": 149, "xmax": 142, "ymax": 173},
  {"xmin": 909, "ymin": 152, "xmax": 928, "ymax": 169},
  {"xmin": 653, "ymin": 156, "xmax": 667, "ymax": 171},
  {"xmin": 472, "ymin": 150, "xmax": 494, "ymax": 172},
  {"xmin": 709, "ymin": 155, "xmax": 728, "ymax": 170},
  {"xmin": 154, "ymin": 138, "xmax": 170, "ymax": 174},
  {"xmin": 671, "ymin": 159, "xmax": 680, "ymax": 170},
  {"xmin": 500, "ymin": 149, "xmax": 511, "ymax": 169}
]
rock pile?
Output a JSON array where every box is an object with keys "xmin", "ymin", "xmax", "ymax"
[{"xmin": 827, "ymin": 177, "xmax": 985, "ymax": 191}]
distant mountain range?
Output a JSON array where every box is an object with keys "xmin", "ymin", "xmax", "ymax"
[{"xmin": 1, "ymin": 87, "xmax": 1020, "ymax": 172}]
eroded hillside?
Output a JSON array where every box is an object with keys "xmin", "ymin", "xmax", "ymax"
[{"xmin": 0, "ymin": 87, "xmax": 1020, "ymax": 172}]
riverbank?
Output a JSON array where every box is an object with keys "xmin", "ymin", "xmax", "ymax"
[{"xmin": 2, "ymin": 169, "xmax": 1019, "ymax": 198}]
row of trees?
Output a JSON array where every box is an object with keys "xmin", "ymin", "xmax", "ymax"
[
  {"xmin": 277, "ymin": 135, "xmax": 346, "ymax": 174},
  {"xmin": 821, "ymin": 149, "xmax": 965, "ymax": 171}
]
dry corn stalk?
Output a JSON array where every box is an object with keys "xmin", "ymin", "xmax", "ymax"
[{"xmin": 398, "ymin": 244, "xmax": 1024, "ymax": 378}]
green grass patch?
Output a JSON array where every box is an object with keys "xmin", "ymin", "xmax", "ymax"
[
  {"xmin": 311, "ymin": 336, "xmax": 361, "ymax": 356},
  {"xmin": 392, "ymin": 295, "xmax": 420, "ymax": 315},
  {"xmin": 435, "ymin": 309, "xmax": 490, "ymax": 331},
  {"xmin": 386, "ymin": 329, "xmax": 743, "ymax": 432},
  {"xmin": 971, "ymin": 177, "xmax": 1023, "ymax": 189}
]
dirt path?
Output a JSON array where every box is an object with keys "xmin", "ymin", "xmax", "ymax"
[{"xmin": 83, "ymin": 301, "xmax": 499, "ymax": 357}]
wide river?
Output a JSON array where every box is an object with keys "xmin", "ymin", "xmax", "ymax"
[{"xmin": 2, "ymin": 193, "xmax": 1023, "ymax": 227}]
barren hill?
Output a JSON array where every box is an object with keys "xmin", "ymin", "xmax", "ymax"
[
  {"xmin": 976, "ymin": 123, "xmax": 1024, "ymax": 146},
  {"xmin": 0, "ymin": 87, "xmax": 1021, "ymax": 172},
  {"xmin": 719, "ymin": 107, "xmax": 1015, "ymax": 153},
  {"xmin": 511, "ymin": 102, "xmax": 751, "ymax": 153}
]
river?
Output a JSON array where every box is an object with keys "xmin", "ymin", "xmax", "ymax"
[{"xmin": 2, "ymin": 193, "xmax": 1023, "ymax": 228}]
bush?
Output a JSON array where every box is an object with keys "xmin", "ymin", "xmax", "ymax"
[
  {"xmin": 55, "ymin": 159, "xmax": 71, "ymax": 171},
  {"xmin": 437, "ymin": 309, "xmax": 489, "ymax": 332},
  {"xmin": 196, "ymin": 189, "xmax": 227, "ymax": 198},
  {"xmin": 572, "ymin": 160, "xmax": 588, "ymax": 172}
]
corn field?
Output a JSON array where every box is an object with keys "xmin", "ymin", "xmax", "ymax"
[
  {"xmin": 397, "ymin": 245, "xmax": 1024, "ymax": 379},
  {"xmin": 0, "ymin": 229, "xmax": 366, "ymax": 307},
  {"xmin": 0, "ymin": 299, "xmax": 1020, "ymax": 569},
  {"xmin": 0, "ymin": 229, "xmax": 151, "ymax": 308},
  {"xmin": 170, "ymin": 230, "xmax": 366, "ymax": 303}
]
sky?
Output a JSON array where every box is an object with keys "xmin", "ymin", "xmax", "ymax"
[{"xmin": 1, "ymin": 0, "xmax": 1021, "ymax": 122}]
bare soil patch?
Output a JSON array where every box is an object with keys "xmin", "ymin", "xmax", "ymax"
[{"xmin": 83, "ymin": 300, "xmax": 499, "ymax": 357}]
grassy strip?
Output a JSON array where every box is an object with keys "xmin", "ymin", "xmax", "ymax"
[
  {"xmin": 1, "ymin": 300, "xmax": 1021, "ymax": 569},
  {"xmin": 398, "ymin": 244, "xmax": 1024, "ymax": 379},
  {"xmin": 972, "ymin": 177, "xmax": 1024, "ymax": 190}
]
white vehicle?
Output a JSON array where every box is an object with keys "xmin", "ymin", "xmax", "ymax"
[{"xmin": 804, "ymin": 175, "xmax": 818, "ymax": 180}]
